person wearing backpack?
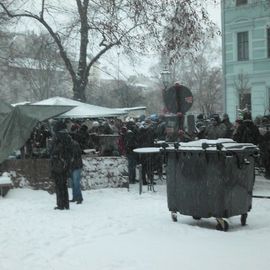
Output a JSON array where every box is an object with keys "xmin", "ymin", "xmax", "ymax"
[
  {"xmin": 50, "ymin": 121, "xmax": 73, "ymax": 210},
  {"xmin": 233, "ymin": 112, "xmax": 261, "ymax": 145}
]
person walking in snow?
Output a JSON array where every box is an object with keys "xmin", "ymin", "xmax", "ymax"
[{"xmin": 50, "ymin": 121, "xmax": 73, "ymax": 210}]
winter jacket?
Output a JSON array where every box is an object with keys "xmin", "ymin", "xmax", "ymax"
[
  {"xmin": 71, "ymin": 140, "xmax": 83, "ymax": 170},
  {"xmin": 124, "ymin": 129, "xmax": 138, "ymax": 155},
  {"xmin": 222, "ymin": 119, "xmax": 234, "ymax": 138},
  {"xmin": 233, "ymin": 120, "xmax": 261, "ymax": 145},
  {"xmin": 204, "ymin": 123, "xmax": 227, "ymax": 140},
  {"xmin": 137, "ymin": 126, "xmax": 155, "ymax": 148},
  {"xmin": 50, "ymin": 131, "xmax": 73, "ymax": 176}
]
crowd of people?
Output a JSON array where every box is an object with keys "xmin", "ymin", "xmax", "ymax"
[
  {"xmin": 195, "ymin": 111, "xmax": 270, "ymax": 178},
  {"xmin": 118, "ymin": 111, "xmax": 270, "ymax": 184},
  {"xmin": 21, "ymin": 118, "xmax": 121, "ymax": 158},
  {"xmin": 18, "ymin": 111, "xmax": 270, "ymax": 210}
]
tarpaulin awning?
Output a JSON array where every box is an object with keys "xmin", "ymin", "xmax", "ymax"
[
  {"xmin": 0, "ymin": 100, "xmax": 13, "ymax": 122},
  {"xmin": 0, "ymin": 103, "xmax": 74, "ymax": 164}
]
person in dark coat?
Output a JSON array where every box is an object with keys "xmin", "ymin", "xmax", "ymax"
[
  {"xmin": 137, "ymin": 122, "xmax": 155, "ymax": 185},
  {"xmin": 204, "ymin": 114, "xmax": 227, "ymax": 139},
  {"xmin": 195, "ymin": 114, "xmax": 206, "ymax": 139},
  {"xmin": 35, "ymin": 123, "xmax": 52, "ymax": 148},
  {"xmin": 233, "ymin": 112, "xmax": 261, "ymax": 145},
  {"xmin": 76, "ymin": 124, "xmax": 90, "ymax": 150},
  {"xmin": 258, "ymin": 116, "xmax": 270, "ymax": 178},
  {"xmin": 117, "ymin": 126, "xmax": 127, "ymax": 156},
  {"xmin": 155, "ymin": 115, "xmax": 167, "ymax": 140},
  {"xmin": 50, "ymin": 121, "xmax": 73, "ymax": 210},
  {"xmin": 221, "ymin": 113, "xmax": 234, "ymax": 138},
  {"xmin": 124, "ymin": 121, "xmax": 138, "ymax": 184},
  {"xmin": 70, "ymin": 140, "xmax": 84, "ymax": 204}
]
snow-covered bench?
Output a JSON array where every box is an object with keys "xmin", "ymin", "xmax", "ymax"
[{"xmin": 0, "ymin": 174, "xmax": 12, "ymax": 197}]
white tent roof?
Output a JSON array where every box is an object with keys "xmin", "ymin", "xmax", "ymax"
[{"xmin": 32, "ymin": 97, "xmax": 127, "ymax": 118}]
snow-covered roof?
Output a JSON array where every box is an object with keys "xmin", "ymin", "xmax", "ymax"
[
  {"xmin": 32, "ymin": 97, "xmax": 127, "ymax": 118},
  {"xmin": 11, "ymin": 101, "xmax": 31, "ymax": 106}
]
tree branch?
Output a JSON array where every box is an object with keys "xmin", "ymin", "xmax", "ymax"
[
  {"xmin": 40, "ymin": 0, "xmax": 45, "ymax": 19},
  {"xmin": 0, "ymin": 2, "xmax": 77, "ymax": 83}
]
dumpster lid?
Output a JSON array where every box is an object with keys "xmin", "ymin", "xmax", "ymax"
[
  {"xmin": 133, "ymin": 147, "xmax": 161, "ymax": 154},
  {"xmin": 181, "ymin": 138, "xmax": 234, "ymax": 148},
  {"xmin": 164, "ymin": 139, "xmax": 258, "ymax": 152}
]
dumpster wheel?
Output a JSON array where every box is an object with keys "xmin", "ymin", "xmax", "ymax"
[
  {"xmin": 240, "ymin": 213, "xmax": 248, "ymax": 226},
  {"xmin": 171, "ymin": 212, "xmax": 178, "ymax": 222},
  {"xmin": 216, "ymin": 218, "xmax": 229, "ymax": 231}
]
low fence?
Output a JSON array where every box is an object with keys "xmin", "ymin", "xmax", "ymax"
[{"xmin": 0, "ymin": 156, "xmax": 128, "ymax": 193}]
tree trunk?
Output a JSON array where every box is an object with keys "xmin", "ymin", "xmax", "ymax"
[{"xmin": 73, "ymin": 79, "xmax": 87, "ymax": 102}]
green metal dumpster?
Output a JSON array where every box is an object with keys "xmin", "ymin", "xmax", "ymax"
[{"xmin": 164, "ymin": 139, "xmax": 259, "ymax": 231}]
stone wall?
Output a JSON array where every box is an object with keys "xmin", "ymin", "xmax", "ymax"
[
  {"xmin": 0, "ymin": 156, "xmax": 128, "ymax": 192},
  {"xmin": 82, "ymin": 156, "xmax": 128, "ymax": 189},
  {"xmin": 0, "ymin": 159, "xmax": 53, "ymax": 192}
]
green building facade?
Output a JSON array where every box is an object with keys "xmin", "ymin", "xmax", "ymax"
[{"xmin": 221, "ymin": 0, "xmax": 270, "ymax": 120}]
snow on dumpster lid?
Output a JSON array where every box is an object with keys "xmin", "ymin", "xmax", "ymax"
[
  {"xmin": 166, "ymin": 139, "xmax": 258, "ymax": 151},
  {"xmin": 180, "ymin": 138, "xmax": 234, "ymax": 148},
  {"xmin": 133, "ymin": 147, "xmax": 161, "ymax": 154}
]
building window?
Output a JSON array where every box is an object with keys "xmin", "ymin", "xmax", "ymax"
[
  {"xmin": 236, "ymin": 0, "xmax": 247, "ymax": 6},
  {"xmin": 267, "ymin": 28, "xmax": 270, "ymax": 58},
  {"xmin": 239, "ymin": 92, "xmax": 251, "ymax": 111},
  {"xmin": 237, "ymin": 31, "xmax": 249, "ymax": 61}
]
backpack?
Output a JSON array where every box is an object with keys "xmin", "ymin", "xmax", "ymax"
[
  {"xmin": 124, "ymin": 130, "xmax": 138, "ymax": 153},
  {"xmin": 51, "ymin": 157, "xmax": 67, "ymax": 174},
  {"xmin": 50, "ymin": 141, "xmax": 68, "ymax": 174}
]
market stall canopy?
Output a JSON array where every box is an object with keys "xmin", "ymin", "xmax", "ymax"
[
  {"xmin": 32, "ymin": 97, "xmax": 128, "ymax": 118},
  {"xmin": 0, "ymin": 104, "xmax": 74, "ymax": 164}
]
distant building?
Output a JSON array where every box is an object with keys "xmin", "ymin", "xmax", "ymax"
[{"xmin": 221, "ymin": 0, "xmax": 270, "ymax": 120}]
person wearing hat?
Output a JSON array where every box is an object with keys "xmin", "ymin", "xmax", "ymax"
[
  {"xmin": 204, "ymin": 114, "xmax": 227, "ymax": 139},
  {"xmin": 50, "ymin": 121, "xmax": 73, "ymax": 210},
  {"xmin": 195, "ymin": 114, "xmax": 206, "ymax": 139},
  {"xmin": 221, "ymin": 113, "xmax": 234, "ymax": 138},
  {"xmin": 233, "ymin": 111, "xmax": 261, "ymax": 145}
]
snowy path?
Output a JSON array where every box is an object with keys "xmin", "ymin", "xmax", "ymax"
[{"xmin": 0, "ymin": 177, "xmax": 270, "ymax": 270}]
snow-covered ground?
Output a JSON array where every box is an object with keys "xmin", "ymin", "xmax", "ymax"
[{"xmin": 1, "ymin": 176, "xmax": 270, "ymax": 270}]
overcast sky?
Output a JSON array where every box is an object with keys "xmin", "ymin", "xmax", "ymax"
[
  {"xmin": 114, "ymin": 2, "xmax": 222, "ymax": 78},
  {"xmin": 9, "ymin": 1, "xmax": 222, "ymax": 79}
]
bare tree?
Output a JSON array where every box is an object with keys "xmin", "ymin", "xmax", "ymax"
[
  {"xmin": 157, "ymin": 38, "xmax": 223, "ymax": 115},
  {"xmin": 21, "ymin": 33, "xmax": 70, "ymax": 100},
  {"xmin": 0, "ymin": 0, "xmax": 217, "ymax": 102},
  {"xmin": 234, "ymin": 73, "xmax": 251, "ymax": 111},
  {"xmin": 196, "ymin": 66, "xmax": 222, "ymax": 115},
  {"xmin": 0, "ymin": 31, "xmax": 71, "ymax": 102}
]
